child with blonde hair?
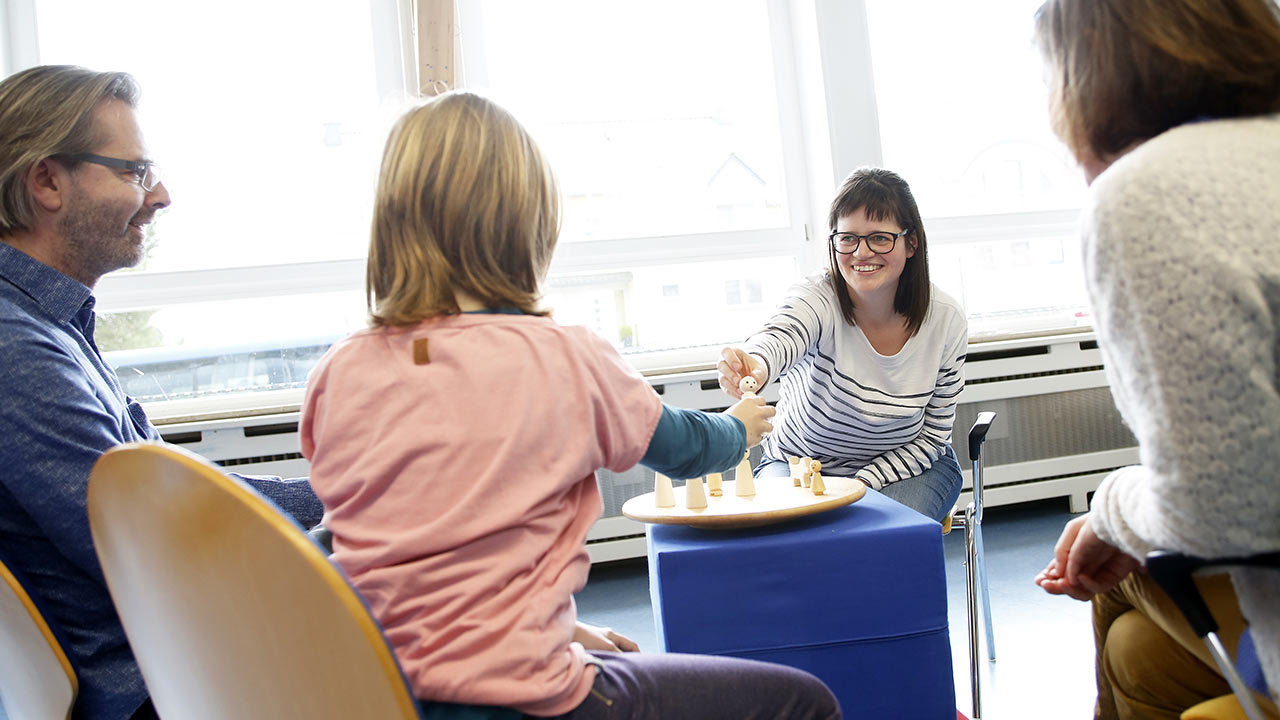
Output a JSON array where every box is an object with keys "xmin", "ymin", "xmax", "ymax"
[{"xmin": 300, "ymin": 91, "xmax": 840, "ymax": 719}]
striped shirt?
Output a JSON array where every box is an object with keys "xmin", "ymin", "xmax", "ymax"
[{"xmin": 745, "ymin": 273, "xmax": 967, "ymax": 489}]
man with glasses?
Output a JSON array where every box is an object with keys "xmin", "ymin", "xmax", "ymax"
[{"xmin": 0, "ymin": 65, "xmax": 323, "ymax": 720}]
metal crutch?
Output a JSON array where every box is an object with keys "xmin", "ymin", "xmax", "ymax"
[
  {"xmin": 970, "ymin": 413, "xmax": 997, "ymax": 663},
  {"xmin": 1146, "ymin": 550, "xmax": 1280, "ymax": 720},
  {"xmin": 955, "ymin": 411, "xmax": 998, "ymax": 719}
]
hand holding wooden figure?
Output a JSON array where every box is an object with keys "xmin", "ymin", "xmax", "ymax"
[{"xmin": 718, "ymin": 347, "xmax": 768, "ymax": 399}]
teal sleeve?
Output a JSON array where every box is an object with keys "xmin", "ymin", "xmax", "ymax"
[{"xmin": 640, "ymin": 403, "xmax": 746, "ymax": 479}]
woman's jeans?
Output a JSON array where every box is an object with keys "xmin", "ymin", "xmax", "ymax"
[{"xmin": 756, "ymin": 445, "xmax": 964, "ymax": 523}]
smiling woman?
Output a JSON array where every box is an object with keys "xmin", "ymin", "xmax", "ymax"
[{"xmin": 718, "ymin": 167, "xmax": 967, "ymax": 524}]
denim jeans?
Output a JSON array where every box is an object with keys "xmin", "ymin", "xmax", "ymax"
[{"xmin": 757, "ymin": 445, "xmax": 963, "ymax": 523}]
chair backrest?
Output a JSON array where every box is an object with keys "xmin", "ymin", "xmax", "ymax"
[
  {"xmin": 0, "ymin": 555, "xmax": 77, "ymax": 720},
  {"xmin": 1148, "ymin": 550, "xmax": 1278, "ymax": 720},
  {"xmin": 87, "ymin": 442, "xmax": 421, "ymax": 720}
]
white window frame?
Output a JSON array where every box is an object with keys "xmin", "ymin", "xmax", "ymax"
[
  {"xmin": 5, "ymin": 0, "xmax": 1091, "ymax": 423},
  {"xmin": 454, "ymin": 0, "xmax": 819, "ymax": 280},
  {"xmin": 1, "ymin": 0, "xmax": 40, "ymax": 76},
  {"xmin": 10, "ymin": 0, "xmax": 414, "ymax": 318},
  {"xmin": 808, "ymin": 0, "xmax": 1081, "ymax": 251}
]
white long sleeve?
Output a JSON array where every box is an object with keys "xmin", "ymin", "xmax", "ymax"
[
  {"xmin": 744, "ymin": 273, "xmax": 966, "ymax": 489},
  {"xmin": 1083, "ymin": 114, "xmax": 1280, "ymax": 700}
]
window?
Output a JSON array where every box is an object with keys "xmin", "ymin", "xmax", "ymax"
[
  {"xmin": 33, "ymin": 1, "xmax": 404, "ymax": 272},
  {"xmin": 725, "ymin": 281, "xmax": 743, "ymax": 306},
  {"xmin": 855, "ymin": 0, "xmax": 1091, "ymax": 338},
  {"xmin": 15, "ymin": 0, "xmax": 407, "ymax": 413},
  {"xmin": 458, "ymin": 0, "xmax": 794, "ymax": 243},
  {"xmin": 724, "ymin": 279, "xmax": 764, "ymax": 306},
  {"xmin": 457, "ymin": 0, "xmax": 811, "ymax": 361},
  {"xmin": 864, "ymin": 0, "xmax": 1085, "ymax": 218},
  {"xmin": 6, "ymin": 0, "xmax": 1093, "ymax": 415}
]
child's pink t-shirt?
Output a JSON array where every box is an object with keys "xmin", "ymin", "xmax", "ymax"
[{"xmin": 299, "ymin": 313, "xmax": 661, "ymax": 715}]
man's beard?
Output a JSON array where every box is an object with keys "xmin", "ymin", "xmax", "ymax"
[{"xmin": 57, "ymin": 191, "xmax": 146, "ymax": 286}]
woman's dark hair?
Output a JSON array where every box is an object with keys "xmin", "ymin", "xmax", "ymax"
[{"xmin": 827, "ymin": 167, "xmax": 930, "ymax": 335}]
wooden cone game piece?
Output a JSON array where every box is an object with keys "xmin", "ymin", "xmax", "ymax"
[
  {"xmin": 809, "ymin": 460, "xmax": 825, "ymax": 495},
  {"xmin": 654, "ymin": 473, "xmax": 675, "ymax": 508},
  {"xmin": 734, "ymin": 451, "xmax": 755, "ymax": 497},
  {"xmin": 788, "ymin": 456, "xmax": 802, "ymax": 486},
  {"xmin": 686, "ymin": 476, "xmax": 708, "ymax": 509},
  {"xmin": 800, "ymin": 456, "xmax": 813, "ymax": 488},
  {"xmin": 706, "ymin": 472, "xmax": 723, "ymax": 497}
]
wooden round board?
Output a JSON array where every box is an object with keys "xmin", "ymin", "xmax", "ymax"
[{"xmin": 621, "ymin": 476, "xmax": 866, "ymax": 529}]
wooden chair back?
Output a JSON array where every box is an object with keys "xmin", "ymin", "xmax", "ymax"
[
  {"xmin": 0, "ymin": 555, "xmax": 77, "ymax": 720},
  {"xmin": 88, "ymin": 442, "xmax": 420, "ymax": 720}
]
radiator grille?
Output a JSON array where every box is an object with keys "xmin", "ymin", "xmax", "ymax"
[
  {"xmin": 218, "ymin": 452, "xmax": 305, "ymax": 468},
  {"xmin": 953, "ymin": 386, "xmax": 1135, "ymax": 466}
]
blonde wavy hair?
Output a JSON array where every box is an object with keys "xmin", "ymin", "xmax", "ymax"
[{"xmin": 367, "ymin": 91, "xmax": 561, "ymax": 326}]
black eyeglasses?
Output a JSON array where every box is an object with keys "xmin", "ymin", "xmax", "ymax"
[
  {"xmin": 60, "ymin": 153, "xmax": 162, "ymax": 192},
  {"xmin": 829, "ymin": 228, "xmax": 910, "ymax": 255}
]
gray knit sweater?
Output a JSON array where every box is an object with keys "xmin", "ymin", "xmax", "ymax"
[{"xmin": 1084, "ymin": 114, "xmax": 1280, "ymax": 700}]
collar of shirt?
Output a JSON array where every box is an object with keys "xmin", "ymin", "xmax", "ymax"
[{"xmin": 0, "ymin": 240, "xmax": 95, "ymax": 328}]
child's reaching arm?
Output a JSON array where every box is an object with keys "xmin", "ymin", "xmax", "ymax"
[{"xmin": 639, "ymin": 397, "xmax": 775, "ymax": 480}]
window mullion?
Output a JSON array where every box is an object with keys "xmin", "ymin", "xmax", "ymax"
[
  {"xmin": 813, "ymin": 0, "xmax": 883, "ymax": 178},
  {"xmin": 415, "ymin": 0, "xmax": 453, "ymax": 93},
  {"xmin": 2, "ymin": 0, "xmax": 41, "ymax": 75},
  {"xmin": 371, "ymin": 0, "xmax": 419, "ymax": 100}
]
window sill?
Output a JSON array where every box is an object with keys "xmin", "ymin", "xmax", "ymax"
[{"xmin": 146, "ymin": 325, "xmax": 1096, "ymax": 428}]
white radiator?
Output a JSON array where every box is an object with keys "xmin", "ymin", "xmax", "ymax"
[{"xmin": 156, "ymin": 331, "xmax": 1136, "ymax": 563}]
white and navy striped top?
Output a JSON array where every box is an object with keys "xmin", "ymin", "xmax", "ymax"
[{"xmin": 744, "ymin": 273, "xmax": 967, "ymax": 489}]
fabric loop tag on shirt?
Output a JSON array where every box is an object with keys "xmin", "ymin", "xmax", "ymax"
[{"xmin": 413, "ymin": 337, "xmax": 430, "ymax": 365}]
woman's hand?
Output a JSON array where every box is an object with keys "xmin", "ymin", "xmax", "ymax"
[
  {"xmin": 725, "ymin": 395, "xmax": 776, "ymax": 447},
  {"xmin": 718, "ymin": 347, "xmax": 768, "ymax": 399},
  {"xmin": 574, "ymin": 621, "xmax": 639, "ymax": 652},
  {"xmin": 1035, "ymin": 514, "xmax": 1139, "ymax": 600}
]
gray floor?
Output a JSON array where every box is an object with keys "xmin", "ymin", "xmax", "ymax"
[{"xmin": 576, "ymin": 498, "xmax": 1098, "ymax": 720}]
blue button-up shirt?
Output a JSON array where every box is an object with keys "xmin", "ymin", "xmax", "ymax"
[{"xmin": 0, "ymin": 241, "xmax": 322, "ymax": 719}]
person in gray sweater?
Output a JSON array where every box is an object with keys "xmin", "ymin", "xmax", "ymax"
[{"xmin": 1030, "ymin": 0, "xmax": 1280, "ymax": 717}]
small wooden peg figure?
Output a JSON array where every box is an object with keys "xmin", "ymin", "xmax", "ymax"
[
  {"xmin": 809, "ymin": 460, "xmax": 825, "ymax": 495},
  {"xmin": 734, "ymin": 450, "xmax": 756, "ymax": 497},
  {"xmin": 706, "ymin": 472, "xmax": 724, "ymax": 497},
  {"xmin": 800, "ymin": 456, "xmax": 814, "ymax": 488},
  {"xmin": 788, "ymin": 455, "xmax": 802, "ymax": 486},
  {"xmin": 738, "ymin": 375, "xmax": 759, "ymax": 398},
  {"xmin": 654, "ymin": 473, "xmax": 675, "ymax": 508},
  {"xmin": 686, "ymin": 476, "xmax": 708, "ymax": 509}
]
